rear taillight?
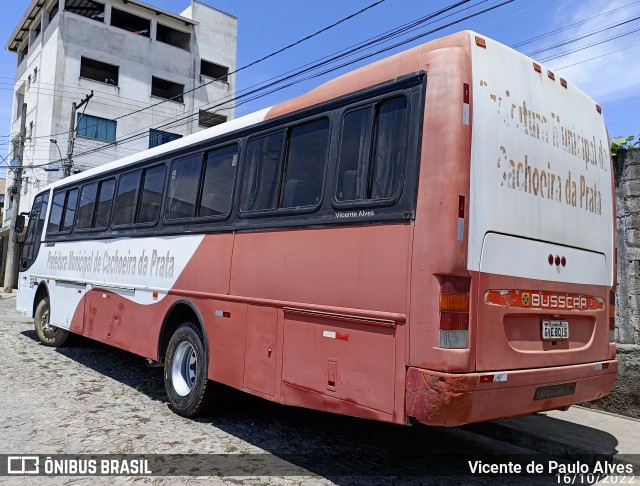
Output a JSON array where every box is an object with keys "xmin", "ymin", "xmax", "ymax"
[
  {"xmin": 438, "ymin": 276, "xmax": 470, "ymax": 348},
  {"xmin": 609, "ymin": 290, "xmax": 616, "ymax": 342}
]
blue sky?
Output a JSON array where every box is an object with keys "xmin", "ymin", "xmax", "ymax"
[{"xmin": 1, "ymin": 0, "xmax": 639, "ymax": 176}]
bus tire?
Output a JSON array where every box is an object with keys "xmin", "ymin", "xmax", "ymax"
[
  {"xmin": 164, "ymin": 322, "xmax": 216, "ymax": 417},
  {"xmin": 34, "ymin": 297, "xmax": 69, "ymax": 347}
]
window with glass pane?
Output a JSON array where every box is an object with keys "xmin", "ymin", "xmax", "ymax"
[
  {"xmin": 137, "ymin": 165, "xmax": 166, "ymax": 224},
  {"xmin": 199, "ymin": 145, "xmax": 238, "ymax": 217},
  {"xmin": 240, "ymin": 132, "xmax": 284, "ymax": 212},
  {"xmin": 62, "ymin": 189, "xmax": 79, "ymax": 232},
  {"xmin": 370, "ymin": 98, "xmax": 407, "ymax": 199},
  {"xmin": 113, "ymin": 170, "xmax": 141, "ymax": 226},
  {"xmin": 336, "ymin": 108, "xmax": 372, "ymax": 201},
  {"xmin": 166, "ymin": 154, "xmax": 202, "ymax": 220},
  {"xmin": 21, "ymin": 194, "xmax": 42, "ymax": 264},
  {"xmin": 48, "ymin": 191, "xmax": 65, "ymax": 234},
  {"xmin": 76, "ymin": 182, "xmax": 98, "ymax": 229},
  {"xmin": 149, "ymin": 129, "xmax": 182, "ymax": 149},
  {"xmin": 281, "ymin": 119, "xmax": 329, "ymax": 209},
  {"xmin": 36, "ymin": 193, "xmax": 49, "ymax": 241},
  {"xmin": 94, "ymin": 179, "xmax": 115, "ymax": 229},
  {"xmin": 77, "ymin": 114, "xmax": 116, "ymax": 142},
  {"xmin": 336, "ymin": 97, "xmax": 407, "ymax": 202}
]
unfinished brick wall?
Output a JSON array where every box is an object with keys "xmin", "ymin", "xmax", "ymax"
[{"xmin": 614, "ymin": 148, "xmax": 640, "ymax": 344}]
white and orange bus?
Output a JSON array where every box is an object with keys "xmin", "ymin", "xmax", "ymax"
[{"xmin": 17, "ymin": 31, "xmax": 616, "ymax": 426}]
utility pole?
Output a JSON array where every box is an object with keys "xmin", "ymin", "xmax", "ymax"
[
  {"xmin": 3, "ymin": 103, "xmax": 27, "ymax": 292},
  {"xmin": 64, "ymin": 91, "xmax": 93, "ymax": 178}
]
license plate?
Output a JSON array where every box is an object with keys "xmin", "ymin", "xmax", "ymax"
[
  {"xmin": 534, "ymin": 382, "xmax": 576, "ymax": 400},
  {"xmin": 542, "ymin": 320, "xmax": 569, "ymax": 340}
]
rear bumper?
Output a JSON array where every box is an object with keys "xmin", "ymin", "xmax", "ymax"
[{"xmin": 405, "ymin": 360, "xmax": 617, "ymax": 426}]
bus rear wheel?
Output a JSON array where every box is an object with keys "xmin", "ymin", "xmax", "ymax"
[
  {"xmin": 164, "ymin": 322, "xmax": 216, "ymax": 417},
  {"xmin": 34, "ymin": 297, "xmax": 69, "ymax": 347}
]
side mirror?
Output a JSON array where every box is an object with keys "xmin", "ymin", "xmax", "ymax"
[{"xmin": 15, "ymin": 214, "xmax": 25, "ymax": 234}]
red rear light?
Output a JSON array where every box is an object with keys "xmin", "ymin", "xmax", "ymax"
[{"xmin": 438, "ymin": 276, "xmax": 470, "ymax": 348}]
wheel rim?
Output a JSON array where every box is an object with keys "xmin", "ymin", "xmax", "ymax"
[
  {"xmin": 171, "ymin": 341, "xmax": 197, "ymax": 397},
  {"xmin": 41, "ymin": 307, "xmax": 58, "ymax": 338}
]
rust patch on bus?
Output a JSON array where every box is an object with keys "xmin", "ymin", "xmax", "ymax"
[{"xmin": 405, "ymin": 367, "xmax": 474, "ymax": 426}]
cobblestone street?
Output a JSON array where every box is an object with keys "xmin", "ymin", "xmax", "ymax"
[{"xmin": 0, "ymin": 296, "xmax": 557, "ymax": 486}]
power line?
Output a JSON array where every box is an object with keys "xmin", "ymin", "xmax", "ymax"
[
  {"xmin": 23, "ymin": 0, "xmax": 388, "ymax": 143},
  {"xmin": 71, "ymin": 0, "xmax": 513, "ymax": 161},
  {"xmin": 511, "ymin": 0, "xmax": 640, "ymax": 48},
  {"xmin": 69, "ymin": 0, "xmax": 490, "ymax": 159},
  {"xmin": 538, "ymin": 25, "xmax": 640, "ymax": 62},
  {"xmin": 525, "ymin": 15, "xmax": 640, "ymax": 57},
  {"xmin": 554, "ymin": 41, "xmax": 640, "ymax": 70}
]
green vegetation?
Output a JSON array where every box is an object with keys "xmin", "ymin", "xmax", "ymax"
[{"xmin": 611, "ymin": 135, "xmax": 640, "ymax": 156}]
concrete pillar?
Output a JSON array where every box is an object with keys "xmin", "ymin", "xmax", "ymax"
[
  {"xmin": 104, "ymin": 3, "xmax": 112, "ymax": 26},
  {"xmin": 0, "ymin": 235, "xmax": 8, "ymax": 285}
]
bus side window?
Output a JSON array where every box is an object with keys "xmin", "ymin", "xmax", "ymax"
[
  {"xmin": 280, "ymin": 119, "xmax": 330, "ymax": 209},
  {"xmin": 113, "ymin": 170, "xmax": 142, "ymax": 226},
  {"xmin": 240, "ymin": 132, "xmax": 285, "ymax": 212},
  {"xmin": 76, "ymin": 182, "xmax": 98, "ymax": 230},
  {"xmin": 199, "ymin": 144, "xmax": 238, "ymax": 217},
  {"xmin": 61, "ymin": 189, "xmax": 79, "ymax": 232},
  {"xmin": 336, "ymin": 97, "xmax": 408, "ymax": 203},
  {"xmin": 47, "ymin": 191, "xmax": 66, "ymax": 234},
  {"xmin": 94, "ymin": 179, "xmax": 115, "ymax": 229},
  {"xmin": 166, "ymin": 154, "xmax": 203, "ymax": 220},
  {"xmin": 137, "ymin": 165, "xmax": 166, "ymax": 224}
]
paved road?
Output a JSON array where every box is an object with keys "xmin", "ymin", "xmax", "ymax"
[{"xmin": 0, "ymin": 296, "xmax": 560, "ymax": 485}]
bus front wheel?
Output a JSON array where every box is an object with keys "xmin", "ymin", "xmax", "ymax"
[
  {"xmin": 164, "ymin": 322, "xmax": 216, "ymax": 417},
  {"xmin": 34, "ymin": 297, "xmax": 69, "ymax": 347}
]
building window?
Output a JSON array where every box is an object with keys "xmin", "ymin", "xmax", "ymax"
[
  {"xmin": 151, "ymin": 76, "xmax": 184, "ymax": 103},
  {"xmin": 76, "ymin": 114, "xmax": 116, "ymax": 142},
  {"xmin": 201, "ymin": 60, "xmax": 228, "ymax": 82},
  {"xmin": 18, "ymin": 44, "xmax": 28, "ymax": 65},
  {"xmin": 27, "ymin": 75, "xmax": 31, "ymax": 90},
  {"xmin": 33, "ymin": 67, "xmax": 38, "ymax": 83},
  {"xmin": 199, "ymin": 110, "xmax": 226, "ymax": 128},
  {"xmin": 156, "ymin": 23, "xmax": 190, "ymax": 50},
  {"xmin": 65, "ymin": 0, "xmax": 105, "ymax": 22},
  {"xmin": 149, "ymin": 129, "xmax": 182, "ymax": 148},
  {"xmin": 33, "ymin": 20, "xmax": 42, "ymax": 40},
  {"xmin": 80, "ymin": 57, "xmax": 119, "ymax": 85},
  {"xmin": 29, "ymin": 121, "xmax": 34, "ymax": 140},
  {"xmin": 110, "ymin": 8, "xmax": 150, "ymax": 37}
]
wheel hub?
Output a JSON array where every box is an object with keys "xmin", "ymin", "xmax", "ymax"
[{"xmin": 171, "ymin": 341, "xmax": 197, "ymax": 396}]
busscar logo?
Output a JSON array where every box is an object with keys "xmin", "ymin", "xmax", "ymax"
[
  {"xmin": 7, "ymin": 456, "xmax": 39, "ymax": 474},
  {"xmin": 521, "ymin": 292, "xmax": 531, "ymax": 307}
]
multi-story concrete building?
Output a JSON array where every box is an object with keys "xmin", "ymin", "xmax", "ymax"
[{"xmin": 1, "ymin": 0, "xmax": 237, "ymax": 286}]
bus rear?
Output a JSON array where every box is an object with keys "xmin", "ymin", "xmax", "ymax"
[{"xmin": 406, "ymin": 33, "xmax": 616, "ymax": 426}]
